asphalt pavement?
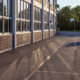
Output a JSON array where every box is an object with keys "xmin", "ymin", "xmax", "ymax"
[{"xmin": 0, "ymin": 31, "xmax": 80, "ymax": 80}]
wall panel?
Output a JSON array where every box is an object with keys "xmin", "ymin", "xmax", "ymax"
[
  {"xmin": 0, "ymin": 34, "xmax": 13, "ymax": 51},
  {"xmin": 16, "ymin": 32, "xmax": 31, "ymax": 47},
  {"xmin": 44, "ymin": 30, "xmax": 49, "ymax": 38},
  {"xmin": 34, "ymin": 31, "xmax": 42, "ymax": 41}
]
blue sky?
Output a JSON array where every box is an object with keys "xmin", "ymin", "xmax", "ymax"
[{"xmin": 57, "ymin": 0, "xmax": 80, "ymax": 8}]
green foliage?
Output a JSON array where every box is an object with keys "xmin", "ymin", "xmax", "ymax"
[{"xmin": 57, "ymin": 5, "xmax": 80, "ymax": 30}]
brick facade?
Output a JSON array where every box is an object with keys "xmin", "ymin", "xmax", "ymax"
[{"xmin": 0, "ymin": 35, "xmax": 13, "ymax": 51}]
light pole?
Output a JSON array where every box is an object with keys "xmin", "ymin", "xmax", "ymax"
[
  {"xmin": 70, "ymin": 18, "xmax": 75, "ymax": 32},
  {"xmin": 74, "ymin": 19, "xmax": 75, "ymax": 32}
]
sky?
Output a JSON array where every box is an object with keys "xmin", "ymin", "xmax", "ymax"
[{"xmin": 57, "ymin": 0, "xmax": 80, "ymax": 9}]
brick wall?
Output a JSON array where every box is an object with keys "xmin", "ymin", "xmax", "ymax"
[
  {"xmin": 50, "ymin": 30, "xmax": 54, "ymax": 37},
  {"xmin": 44, "ymin": 30, "xmax": 49, "ymax": 39},
  {"xmin": 0, "ymin": 34, "xmax": 13, "ymax": 51},
  {"xmin": 34, "ymin": 31, "xmax": 42, "ymax": 41},
  {"xmin": 54, "ymin": 29, "xmax": 56, "ymax": 34},
  {"xmin": 16, "ymin": 32, "xmax": 31, "ymax": 47}
]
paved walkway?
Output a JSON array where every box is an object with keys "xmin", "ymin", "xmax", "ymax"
[{"xmin": 0, "ymin": 31, "xmax": 80, "ymax": 80}]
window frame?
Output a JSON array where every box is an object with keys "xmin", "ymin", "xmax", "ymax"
[
  {"xmin": 34, "ymin": 6, "xmax": 42, "ymax": 31},
  {"xmin": 50, "ymin": 14, "xmax": 53, "ymax": 30},
  {"xmin": 16, "ymin": 0, "xmax": 31, "ymax": 32},
  {"xmin": 44, "ymin": 11, "xmax": 49, "ymax": 30},
  {"xmin": 0, "ymin": 0, "xmax": 12, "ymax": 34}
]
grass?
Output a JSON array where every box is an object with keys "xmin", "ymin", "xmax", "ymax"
[{"xmin": 61, "ymin": 30, "xmax": 80, "ymax": 32}]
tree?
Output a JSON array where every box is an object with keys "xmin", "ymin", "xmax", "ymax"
[{"xmin": 57, "ymin": 5, "xmax": 80, "ymax": 30}]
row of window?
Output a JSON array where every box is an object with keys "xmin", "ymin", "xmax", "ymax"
[
  {"xmin": 16, "ymin": 20, "xmax": 30, "ymax": 32},
  {"xmin": 0, "ymin": 0, "xmax": 12, "ymax": 17},
  {"xmin": 17, "ymin": 0, "xmax": 30, "ymax": 20},
  {"xmin": 0, "ymin": 0, "xmax": 54, "ymax": 33}
]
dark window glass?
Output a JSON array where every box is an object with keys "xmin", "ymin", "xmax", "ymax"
[
  {"xmin": 29, "ymin": 4, "xmax": 30, "ymax": 20},
  {"xmin": 44, "ymin": 23, "xmax": 46, "ymax": 29},
  {"xmin": 36, "ymin": 8, "xmax": 38, "ymax": 21},
  {"xmin": 0, "ymin": 18, "xmax": 2, "ymax": 33},
  {"xmin": 27, "ymin": 21, "xmax": 30, "ymax": 31},
  {"xmin": 39, "ymin": 9, "xmax": 41, "ymax": 21},
  {"xmin": 21, "ymin": 0, "xmax": 23, "ymax": 18},
  {"xmin": 50, "ymin": 24, "xmax": 53, "ymax": 29},
  {"xmin": 27, "ymin": 3, "xmax": 30, "ymax": 20},
  {"xmin": 22, "ymin": 21, "xmax": 26, "ymax": 31},
  {"xmin": 51, "ymin": 14, "xmax": 53, "ymax": 22},
  {"xmin": 9, "ymin": 0, "xmax": 12, "ymax": 17},
  {"xmin": 9, "ymin": 19, "xmax": 12, "ymax": 32},
  {"xmin": 16, "ymin": 20, "xmax": 20, "ymax": 31},
  {"xmin": 34, "ymin": 7, "xmax": 36, "ymax": 20},
  {"xmin": 36, "ymin": 23, "xmax": 38, "ymax": 30},
  {"xmin": 24, "ymin": 2, "xmax": 26, "ymax": 19},
  {"xmin": 4, "ymin": 19, "xmax": 9, "ymax": 32},
  {"xmin": 0, "ymin": 0, "xmax": 2, "ymax": 16},
  {"xmin": 39, "ymin": 23, "xmax": 41, "ymax": 30},
  {"xmin": 44, "ymin": 11, "xmax": 48, "ymax": 22},
  {"xmin": 47, "ymin": 24, "xmax": 48, "ymax": 29},
  {"xmin": 27, "ymin": 3, "xmax": 28, "ymax": 19},
  {"xmin": 44, "ymin": 23, "xmax": 48, "ymax": 30},
  {"xmin": 18, "ymin": 0, "xmax": 20, "ymax": 18},
  {"xmin": 37, "ymin": 8, "xmax": 39, "ymax": 21},
  {"xmin": 4, "ymin": 0, "xmax": 7, "ymax": 16},
  {"xmin": 34, "ymin": 22, "xmax": 36, "ymax": 30}
]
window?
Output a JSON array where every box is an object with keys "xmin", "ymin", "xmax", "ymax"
[
  {"xmin": 34, "ymin": 6, "xmax": 41, "ymax": 31},
  {"xmin": 50, "ymin": 0, "xmax": 53, "ymax": 5},
  {"xmin": 9, "ymin": 0, "xmax": 12, "ymax": 17},
  {"xmin": 27, "ymin": 21, "xmax": 30, "ymax": 31},
  {"xmin": 9, "ymin": 19, "xmax": 12, "ymax": 32},
  {"xmin": 44, "ymin": 11, "xmax": 48, "ymax": 22},
  {"xmin": 16, "ymin": 20, "xmax": 20, "ymax": 32},
  {"xmin": 21, "ymin": 0, "xmax": 23, "ymax": 18},
  {"xmin": 0, "ymin": 18, "xmax": 2, "ymax": 33},
  {"xmin": 44, "ymin": 11, "xmax": 48, "ymax": 30},
  {"xmin": 24, "ymin": 2, "xmax": 26, "ymax": 19},
  {"xmin": 22, "ymin": 21, "xmax": 26, "ymax": 31},
  {"xmin": 44, "ymin": 23, "xmax": 48, "ymax": 30},
  {"xmin": 4, "ymin": 19, "xmax": 9, "ymax": 32},
  {"xmin": 27, "ymin": 3, "xmax": 30, "ymax": 20},
  {"xmin": 0, "ymin": 0, "xmax": 12, "ymax": 34},
  {"xmin": 4, "ymin": 0, "xmax": 7, "ymax": 16},
  {"xmin": 34, "ymin": 7, "xmax": 36, "ymax": 21},
  {"xmin": 34, "ymin": 22, "xmax": 36, "ymax": 30},
  {"xmin": 50, "ymin": 14, "xmax": 53, "ymax": 29},
  {"xmin": 39, "ymin": 23, "xmax": 41, "ymax": 30},
  {"xmin": 16, "ymin": 0, "xmax": 31, "ymax": 32},
  {"xmin": 18, "ymin": 0, "xmax": 20, "ymax": 18},
  {"xmin": 0, "ymin": 0, "xmax": 2, "ymax": 16},
  {"xmin": 50, "ymin": 24, "xmax": 53, "ymax": 29}
]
